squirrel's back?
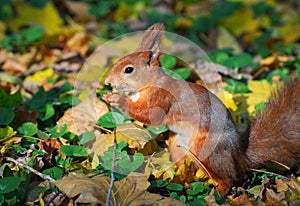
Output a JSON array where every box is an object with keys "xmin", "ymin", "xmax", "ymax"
[{"xmin": 246, "ymin": 77, "xmax": 300, "ymax": 169}]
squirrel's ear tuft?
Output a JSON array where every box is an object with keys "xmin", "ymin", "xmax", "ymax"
[{"xmin": 136, "ymin": 23, "xmax": 165, "ymax": 54}]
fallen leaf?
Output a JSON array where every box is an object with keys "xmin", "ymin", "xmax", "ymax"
[
  {"xmin": 230, "ymin": 193, "xmax": 253, "ymax": 206},
  {"xmin": 265, "ymin": 188, "xmax": 288, "ymax": 206},
  {"xmin": 220, "ymin": 5, "xmax": 261, "ymax": 36},
  {"xmin": 217, "ymin": 27, "xmax": 242, "ymax": 54},
  {"xmin": 38, "ymin": 138, "xmax": 65, "ymax": 162},
  {"xmin": 85, "ymin": 124, "xmax": 157, "ymax": 160},
  {"xmin": 234, "ymin": 80, "xmax": 275, "ymax": 116},
  {"xmin": 55, "ymin": 172, "xmax": 186, "ymax": 205},
  {"xmin": 117, "ymin": 123, "xmax": 155, "ymax": 142},
  {"xmin": 276, "ymin": 179, "xmax": 289, "ymax": 193},
  {"xmin": 7, "ymin": 2, "xmax": 64, "ymax": 36},
  {"xmin": 57, "ymin": 92, "xmax": 108, "ymax": 136},
  {"xmin": 286, "ymin": 177, "xmax": 300, "ymax": 194},
  {"xmin": 217, "ymin": 91, "xmax": 238, "ymax": 112},
  {"xmin": 24, "ymin": 68, "xmax": 54, "ymax": 84},
  {"xmin": 66, "ymin": 32, "xmax": 90, "ymax": 56},
  {"xmin": 145, "ymin": 150, "xmax": 175, "ymax": 179}
]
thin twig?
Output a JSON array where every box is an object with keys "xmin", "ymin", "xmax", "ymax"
[
  {"xmin": 106, "ymin": 129, "xmax": 117, "ymax": 206},
  {"xmin": 94, "ymin": 124, "xmax": 113, "ymax": 134},
  {"xmin": 1, "ymin": 156, "xmax": 55, "ymax": 182}
]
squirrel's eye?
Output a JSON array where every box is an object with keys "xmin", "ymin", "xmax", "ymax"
[{"xmin": 124, "ymin": 66, "xmax": 134, "ymax": 74}]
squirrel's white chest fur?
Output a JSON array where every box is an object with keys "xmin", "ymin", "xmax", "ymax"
[{"xmin": 129, "ymin": 92, "xmax": 140, "ymax": 102}]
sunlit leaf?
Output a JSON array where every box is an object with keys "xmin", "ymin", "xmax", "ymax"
[
  {"xmin": 17, "ymin": 122, "xmax": 38, "ymax": 136},
  {"xmin": 173, "ymin": 68, "xmax": 191, "ymax": 80},
  {"xmin": 60, "ymin": 145, "xmax": 88, "ymax": 157},
  {"xmin": 223, "ymin": 53, "xmax": 252, "ymax": 68},
  {"xmin": 0, "ymin": 126, "xmax": 16, "ymax": 141},
  {"xmin": 42, "ymin": 167, "xmax": 63, "ymax": 180},
  {"xmin": 160, "ymin": 55, "xmax": 177, "ymax": 69},
  {"xmin": 47, "ymin": 124, "xmax": 68, "ymax": 138},
  {"xmin": 7, "ymin": 2, "xmax": 65, "ymax": 35},
  {"xmin": 98, "ymin": 112, "xmax": 125, "ymax": 128}
]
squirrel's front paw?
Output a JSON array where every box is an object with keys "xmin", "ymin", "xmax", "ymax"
[{"xmin": 102, "ymin": 92, "xmax": 126, "ymax": 107}]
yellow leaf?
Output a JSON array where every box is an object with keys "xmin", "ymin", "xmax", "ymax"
[
  {"xmin": 217, "ymin": 90, "xmax": 238, "ymax": 112},
  {"xmin": 236, "ymin": 80, "xmax": 275, "ymax": 115},
  {"xmin": 24, "ymin": 68, "xmax": 54, "ymax": 83},
  {"xmin": 144, "ymin": 151, "xmax": 175, "ymax": 179},
  {"xmin": 278, "ymin": 22, "xmax": 300, "ymax": 44},
  {"xmin": 217, "ymin": 27, "xmax": 242, "ymax": 54},
  {"xmin": 220, "ymin": 6, "xmax": 261, "ymax": 36},
  {"xmin": 195, "ymin": 168, "xmax": 208, "ymax": 180},
  {"xmin": 7, "ymin": 2, "xmax": 64, "ymax": 35},
  {"xmin": 175, "ymin": 17, "xmax": 193, "ymax": 28},
  {"xmin": 0, "ymin": 21, "xmax": 6, "ymax": 41},
  {"xmin": 114, "ymin": 3, "xmax": 135, "ymax": 21}
]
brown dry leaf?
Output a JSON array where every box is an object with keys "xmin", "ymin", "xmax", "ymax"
[
  {"xmin": 265, "ymin": 188, "xmax": 288, "ymax": 206},
  {"xmin": 230, "ymin": 193, "xmax": 253, "ymax": 206},
  {"xmin": 55, "ymin": 173, "xmax": 186, "ymax": 206},
  {"xmin": 286, "ymin": 177, "xmax": 300, "ymax": 194},
  {"xmin": 54, "ymin": 173, "xmax": 108, "ymax": 205},
  {"xmin": 276, "ymin": 179, "xmax": 289, "ymax": 193},
  {"xmin": 57, "ymin": 92, "xmax": 108, "ymax": 136},
  {"xmin": 2, "ymin": 60, "xmax": 26, "ymax": 73},
  {"xmin": 38, "ymin": 138, "xmax": 65, "ymax": 161},
  {"xmin": 2, "ymin": 48, "xmax": 38, "ymax": 73},
  {"xmin": 66, "ymin": 32, "xmax": 90, "ymax": 56}
]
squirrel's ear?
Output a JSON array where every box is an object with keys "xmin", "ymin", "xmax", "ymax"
[{"xmin": 136, "ymin": 23, "xmax": 165, "ymax": 55}]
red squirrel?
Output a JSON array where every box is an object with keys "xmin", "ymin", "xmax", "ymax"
[{"xmin": 102, "ymin": 23, "xmax": 300, "ymax": 195}]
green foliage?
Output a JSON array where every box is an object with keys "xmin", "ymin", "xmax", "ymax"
[
  {"xmin": 98, "ymin": 112, "xmax": 125, "ymax": 128},
  {"xmin": 224, "ymin": 78, "xmax": 249, "ymax": 94},
  {"xmin": 166, "ymin": 183, "xmax": 184, "ymax": 191},
  {"xmin": 0, "ymin": 108, "xmax": 14, "ymax": 125},
  {"xmin": 0, "ymin": 176, "xmax": 21, "ymax": 195},
  {"xmin": 266, "ymin": 68, "xmax": 289, "ymax": 83},
  {"xmin": 99, "ymin": 141, "xmax": 144, "ymax": 180},
  {"xmin": 209, "ymin": 50, "xmax": 252, "ymax": 69},
  {"xmin": 26, "ymin": 82, "xmax": 79, "ymax": 123},
  {"xmin": 0, "ymin": 90, "xmax": 22, "ymax": 125},
  {"xmin": 0, "ymin": 90, "xmax": 22, "ymax": 108},
  {"xmin": 17, "ymin": 122, "xmax": 38, "ymax": 136},
  {"xmin": 60, "ymin": 145, "xmax": 88, "ymax": 157},
  {"xmin": 78, "ymin": 132, "xmax": 95, "ymax": 145},
  {"xmin": 47, "ymin": 124, "xmax": 68, "ymax": 138},
  {"xmin": 149, "ymin": 179, "xmax": 222, "ymax": 205},
  {"xmin": 42, "ymin": 167, "xmax": 63, "ymax": 180},
  {"xmin": 87, "ymin": 0, "xmax": 117, "ymax": 18},
  {"xmin": 160, "ymin": 55, "xmax": 191, "ymax": 80},
  {"xmin": 55, "ymin": 155, "xmax": 72, "ymax": 168},
  {"xmin": 1, "ymin": 27, "xmax": 45, "ymax": 50},
  {"xmin": 146, "ymin": 125, "xmax": 168, "ymax": 135},
  {"xmin": 160, "ymin": 55, "xmax": 177, "ymax": 69}
]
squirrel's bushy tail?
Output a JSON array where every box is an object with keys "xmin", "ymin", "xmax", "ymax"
[{"xmin": 246, "ymin": 77, "xmax": 300, "ymax": 169}]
